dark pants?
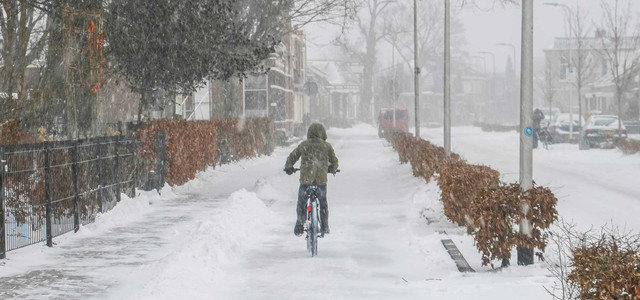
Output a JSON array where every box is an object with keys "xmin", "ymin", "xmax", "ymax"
[{"xmin": 296, "ymin": 184, "xmax": 329, "ymax": 232}]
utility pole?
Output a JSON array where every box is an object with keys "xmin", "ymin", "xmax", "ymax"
[
  {"xmin": 413, "ymin": 0, "xmax": 420, "ymax": 138},
  {"xmin": 518, "ymin": 0, "xmax": 534, "ymax": 266},
  {"xmin": 444, "ymin": 0, "xmax": 451, "ymax": 156},
  {"xmin": 392, "ymin": 48, "xmax": 397, "ymax": 128}
]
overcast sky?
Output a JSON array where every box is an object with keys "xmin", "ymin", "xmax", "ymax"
[{"xmin": 306, "ymin": 0, "xmax": 640, "ymax": 74}]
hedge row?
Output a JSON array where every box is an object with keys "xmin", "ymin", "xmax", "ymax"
[
  {"xmin": 616, "ymin": 138, "xmax": 640, "ymax": 155},
  {"xmin": 0, "ymin": 120, "xmax": 30, "ymax": 145},
  {"xmin": 137, "ymin": 118, "xmax": 274, "ymax": 186},
  {"xmin": 387, "ymin": 131, "xmax": 460, "ymax": 181},
  {"xmin": 568, "ymin": 233, "xmax": 640, "ymax": 299},
  {"xmin": 386, "ymin": 130, "xmax": 558, "ymax": 267}
]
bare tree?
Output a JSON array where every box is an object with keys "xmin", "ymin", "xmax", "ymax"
[
  {"xmin": 0, "ymin": 0, "xmax": 48, "ymax": 122},
  {"xmin": 544, "ymin": 220, "xmax": 588, "ymax": 300},
  {"xmin": 383, "ymin": 1, "xmax": 467, "ymax": 88},
  {"xmin": 560, "ymin": 5, "xmax": 596, "ymax": 148},
  {"xmin": 336, "ymin": 0, "xmax": 396, "ymax": 122},
  {"xmin": 597, "ymin": 0, "xmax": 640, "ymax": 137},
  {"xmin": 540, "ymin": 56, "xmax": 559, "ymax": 118},
  {"xmin": 289, "ymin": 0, "xmax": 358, "ymax": 30}
]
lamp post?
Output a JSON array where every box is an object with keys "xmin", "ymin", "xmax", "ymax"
[
  {"xmin": 444, "ymin": 0, "xmax": 451, "ymax": 156},
  {"xmin": 518, "ymin": 0, "xmax": 534, "ymax": 266},
  {"xmin": 544, "ymin": 2, "xmax": 575, "ymax": 140},
  {"xmin": 413, "ymin": 0, "xmax": 420, "ymax": 138}
]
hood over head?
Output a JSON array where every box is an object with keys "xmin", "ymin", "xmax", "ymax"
[{"xmin": 307, "ymin": 123, "xmax": 327, "ymax": 140}]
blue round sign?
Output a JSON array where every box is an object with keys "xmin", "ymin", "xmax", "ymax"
[{"xmin": 524, "ymin": 126, "xmax": 533, "ymax": 137}]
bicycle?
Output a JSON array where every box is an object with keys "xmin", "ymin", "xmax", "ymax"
[
  {"xmin": 535, "ymin": 126, "xmax": 553, "ymax": 150},
  {"xmin": 286, "ymin": 168, "xmax": 339, "ymax": 257}
]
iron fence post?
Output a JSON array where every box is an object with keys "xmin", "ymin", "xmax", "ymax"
[
  {"xmin": 45, "ymin": 142, "xmax": 53, "ymax": 247},
  {"xmin": 155, "ymin": 131, "xmax": 166, "ymax": 191},
  {"xmin": 72, "ymin": 141, "xmax": 80, "ymax": 232},
  {"xmin": 96, "ymin": 141, "xmax": 103, "ymax": 214},
  {"xmin": 115, "ymin": 135, "xmax": 121, "ymax": 202},
  {"xmin": 0, "ymin": 146, "xmax": 6, "ymax": 258},
  {"xmin": 130, "ymin": 139, "xmax": 137, "ymax": 198}
]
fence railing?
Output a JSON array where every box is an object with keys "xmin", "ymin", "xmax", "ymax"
[
  {"xmin": 0, "ymin": 117, "xmax": 275, "ymax": 259},
  {"xmin": 0, "ymin": 135, "xmax": 138, "ymax": 258}
]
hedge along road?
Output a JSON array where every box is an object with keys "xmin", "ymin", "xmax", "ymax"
[
  {"xmin": 419, "ymin": 126, "xmax": 640, "ymax": 232},
  {"xmin": 2, "ymin": 124, "xmax": 557, "ymax": 300}
]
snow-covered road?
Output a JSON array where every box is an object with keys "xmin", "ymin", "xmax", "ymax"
[{"xmin": 1, "ymin": 124, "xmax": 638, "ymax": 299}]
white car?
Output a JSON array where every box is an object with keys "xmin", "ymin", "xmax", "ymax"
[
  {"xmin": 582, "ymin": 115, "xmax": 627, "ymax": 148},
  {"xmin": 549, "ymin": 113, "xmax": 584, "ymax": 143}
]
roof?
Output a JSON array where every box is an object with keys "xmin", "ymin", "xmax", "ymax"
[{"xmin": 309, "ymin": 61, "xmax": 346, "ymax": 86}]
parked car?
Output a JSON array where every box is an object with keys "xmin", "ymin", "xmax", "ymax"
[
  {"xmin": 582, "ymin": 115, "xmax": 628, "ymax": 148},
  {"xmin": 378, "ymin": 108, "xmax": 409, "ymax": 138},
  {"xmin": 549, "ymin": 113, "xmax": 584, "ymax": 143}
]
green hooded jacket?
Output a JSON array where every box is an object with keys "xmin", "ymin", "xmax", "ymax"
[{"xmin": 285, "ymin": 123, "xmax": 339, "ymax": 185}]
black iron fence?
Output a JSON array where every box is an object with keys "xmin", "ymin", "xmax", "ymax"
[{"xmin": 0, "ymin": 135, "xmax": 138, "ymax": 258}]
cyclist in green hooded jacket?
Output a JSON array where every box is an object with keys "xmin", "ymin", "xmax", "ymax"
[{"xmin": 284, "ymin": 123, "xmax": 339, "ymax": 237}]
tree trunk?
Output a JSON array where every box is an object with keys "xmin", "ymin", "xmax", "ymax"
[
  {"xmin": 42, "ymin": 0, "xmax": 67, "ymax": 134},
  {"xmin": 577, "ymin": 83, "xmax": 584, "ymax": 147},
  {"xmin": 16, "ymin": 0, "xmax": 29, "ymax": 105},
  {"xmin": 138, "ymin": 91, "xmax": 145, "ymax": 123},
  {"xmin": 617, "ymin": 88, "xmax": 623, "ymax": 138},
  {"xmin": 4, "ymin": 1, "xmax": 17, "ymax": 120}
]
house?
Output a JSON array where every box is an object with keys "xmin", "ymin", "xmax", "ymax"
[
  {"xmin": 543, "ymin": 35, "xmax": 640, "ymax": 120},
  {"xmin": 308, "ymin": 60, "xmax": 361, "ymax": 127},
  {"xmin": 205, "ymin": 30, "xmax": 309, "ymax": 136}
]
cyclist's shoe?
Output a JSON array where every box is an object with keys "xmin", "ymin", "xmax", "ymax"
[
  {"xmin": 294, "ymin": 223, "xmax": 304, "ymax": 236},
  {"xmin": 322, "ymin": 227, "xmax": 330, "ymax": 235}
]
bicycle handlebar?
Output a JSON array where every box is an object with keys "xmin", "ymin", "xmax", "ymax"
[{"xmin": 284, "ymin": 168, "xmax": 340, "ymax": 174}]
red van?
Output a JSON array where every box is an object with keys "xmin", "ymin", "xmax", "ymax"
[{"xmin": 378, "ymin": 108, "xmax": 409, "ymax": 138}]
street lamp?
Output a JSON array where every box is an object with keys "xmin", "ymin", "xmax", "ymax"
[{"xmin": 544, "ymin": 2, "xmax": 575, "ymax": 139}]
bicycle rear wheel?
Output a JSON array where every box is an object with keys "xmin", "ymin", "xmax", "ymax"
[{"xmin": 310, "ymin": 201, "xmax": 318, "ymax": 257}]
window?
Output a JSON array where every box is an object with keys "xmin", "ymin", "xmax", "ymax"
[{"xmin": 594, "ymin": 118, "xmax": 617, "ymax": 126}]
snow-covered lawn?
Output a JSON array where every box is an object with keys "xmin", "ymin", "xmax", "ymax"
[{"xmin": 2, "ymin": 124, "xmax": 637, "ymax": 299}]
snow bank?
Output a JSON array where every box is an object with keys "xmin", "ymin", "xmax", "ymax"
[
  {"xmin": 134, "ymin": 189, "xmax": 273, "ymax": 300},
  {"xmin": 75, "ymin": 185, "xmax": 176, "ymax": 236}
]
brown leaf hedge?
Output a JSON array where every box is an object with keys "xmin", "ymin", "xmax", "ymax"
[
  {"xmin": 386, "ymin": 130, "xmax": 558, "ymax": 267},
  {"xmin": 137, "ymin": 118, "xmax": 274, "ymax": 186},
  {"xmin": 568, "ymin": 233, "xmax": 640, "ymax": 299},
  {"xmin": 616, "ymin": 138, "xmax": 640, "ymax": 155}
]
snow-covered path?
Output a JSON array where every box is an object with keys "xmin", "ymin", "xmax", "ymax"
[
  {"xmin": 4, "ymin": 124, "xmax": 638, "ymax": 299},
  {"xmin": 204, "ymin": 127, "xmax": 443, "ymax": 299}
]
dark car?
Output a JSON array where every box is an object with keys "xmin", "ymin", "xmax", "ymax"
[{"xmin": 582, "ymin": 115, "xmax": 627, "ymax": 149}]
